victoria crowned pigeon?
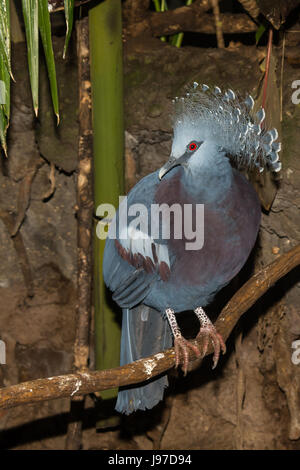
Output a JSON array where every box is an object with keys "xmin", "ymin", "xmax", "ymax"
[{"xmin": 103, "ymin": 83, "xmax": 281, "ymax": 414}]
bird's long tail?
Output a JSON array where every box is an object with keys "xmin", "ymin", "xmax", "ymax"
[{"xmin": 115, "ymin": 305, "xmax": 172, "ymax": 415}]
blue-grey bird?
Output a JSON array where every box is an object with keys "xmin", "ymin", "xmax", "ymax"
[{"xmin": 103, "ymin": 84, "xmax": 281, "ymax": 415}]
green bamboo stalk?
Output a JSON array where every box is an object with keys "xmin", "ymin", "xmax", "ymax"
[{"xmin": 89, "ymin": 0, "xmax": 124, "ymax": 426}]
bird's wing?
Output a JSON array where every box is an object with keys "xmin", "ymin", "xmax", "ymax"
[
  {"xmin": 103, "ymin": 171, "xmax": 172, "ymax": 308},
  {"xmin": 115, "ymin": 225, "xmax": 171, "ymax": 281}
]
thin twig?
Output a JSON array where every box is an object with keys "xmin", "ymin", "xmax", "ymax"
[
  {"xmin": 261, "ymin": 28, "xmax": 273, "ymax": 114},
  {"xmin": 280, "ymin": 32, "xmax": 285, "ymax": 123},
  {"xmin": 65, "ymin": 16, "xmax": 93, "ymax": 450},
  {"xmin": 211, "ymin": 0, "xmax": 225, "ymax": 48},
  {"xmin": 0, "ymin": 244, "xmax": 299, "ymax": 411}
]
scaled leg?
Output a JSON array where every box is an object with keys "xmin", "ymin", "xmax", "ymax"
[
  {"xmin": 165, "ymin": 308, "xmax": 200, "ymax": 375},
  {"xmin": 194, "ymin": 307, "xmax": 226, "ymax": 369}
]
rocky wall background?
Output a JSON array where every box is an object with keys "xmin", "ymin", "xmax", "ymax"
[{"xmin": 0, "ymin": 24, "xmax": 299, "ymax": 449}]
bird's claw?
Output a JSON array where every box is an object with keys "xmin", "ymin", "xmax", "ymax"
[
  {"xmin": 174, "ymin": 336, "xmax": 201, "ymax": 375},
  {"xmin": 196, "ymin": 325, "xmax": 226, "ymax": 369}
]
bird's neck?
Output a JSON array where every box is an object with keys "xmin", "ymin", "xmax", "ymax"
[{"xmin": 183, "ymin": 148, "xmax": 233, "ymax": 202}]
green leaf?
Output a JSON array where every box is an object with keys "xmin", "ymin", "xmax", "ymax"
[
  {"xmin": 0, "ymin": 106, "xmax": 8, "ymax": 156},
  {"xmin": 152, "ymin": 0, "xmax": 161, "ymax": 12},
  {"xmin": 161, "ymin": 0, "xmax": 168, "ymax": 11},
  {"xmin": 38, "ymin": 0, "xmax": 59, "ymax": 124},
  {"xmin": 0, "ymin": 0, "xmax": 12, "ymax": 79},
  {"xmin": 22, "ymin": 0, "xmax": 39, "ymax": 116},
  {"xmin": 0, "ymin": 55, "xmax": 10, "ymax": 119},
  {"xmin": 63, "ymin": 0, "xmax": 74, "ymax": 59},
  {"xmin": 256, "ymin": 24, "xmax": 266, "ymax": 45},
  {"xmin": 0, "ymin": 0, "xmax": 10, "ymax": 154}
]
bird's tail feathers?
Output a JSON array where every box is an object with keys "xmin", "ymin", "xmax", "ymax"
[
  {"xmin": 115, "ymin": 305, "xmax": 172, "ymax": 415},
  {"xmin": 173, "ymin": 83, "xmax": 281, "ymax": 173}
]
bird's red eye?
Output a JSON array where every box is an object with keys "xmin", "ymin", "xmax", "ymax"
[{"xmin": 189, "ymin": 142, "xmax": 197, "ymax": 151}]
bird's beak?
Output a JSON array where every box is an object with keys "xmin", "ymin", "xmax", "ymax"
[{"xmin": 158, "ymin": 156, "xmax": 180, "ymax": 180}]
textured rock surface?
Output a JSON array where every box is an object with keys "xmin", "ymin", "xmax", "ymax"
[{"xmin": 0, "ymin": 33, "xmax": 299, "ymax": 449}]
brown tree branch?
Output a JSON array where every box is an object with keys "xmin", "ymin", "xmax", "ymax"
[
  {"xmin": 0, "ymin": 244, "xmax": 299, "ymax": 410},
  {"xmin": 65, "ymin": 16, "xmax": 93, "ymax": 450},
  {"xmin": 72, "ymin": 18, "xmax": 93, "ymax": 379},
  {"xmin": 49, "ymin": 1, "xmax": 256, "ymax": 37},
  {"xmin": 148, "ymin": 11, "xmax": 257, "ymax": 37}
]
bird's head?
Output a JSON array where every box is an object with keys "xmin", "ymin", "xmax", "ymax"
[
  {"xmin": 158, "ymin": 82, "xmax": 282, "ymax": 182},
  {"xmin": 158, "ymin": 90, "xmax": 217, "ymax": 180},
  {"xmin": 158, "ymin": 138, "xmax": 204, "ymax": 180}
]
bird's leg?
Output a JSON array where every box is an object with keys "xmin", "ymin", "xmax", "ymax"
[
  {"xmin": 165, "ymin": 308, "xmax": 201, "ymax": 375},
  {"xmin": 194, "ymin": 307, "xmax": 226, "ymax": 369}
]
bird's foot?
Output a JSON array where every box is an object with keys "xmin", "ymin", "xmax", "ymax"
[
  {"xmin": 195, "ymin": 307, "xmax": 226, "ymax": 369},
  {"xmin": 165, "ymin": 307, "xmax": 201, "ymax": 375},
  {"xmin": 196, "ymin": 326, "xmax": 226, "ymax": 369},
  {"xmin": 174, "ymin": 335, "xmax": 201, "ymax": 375}
]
